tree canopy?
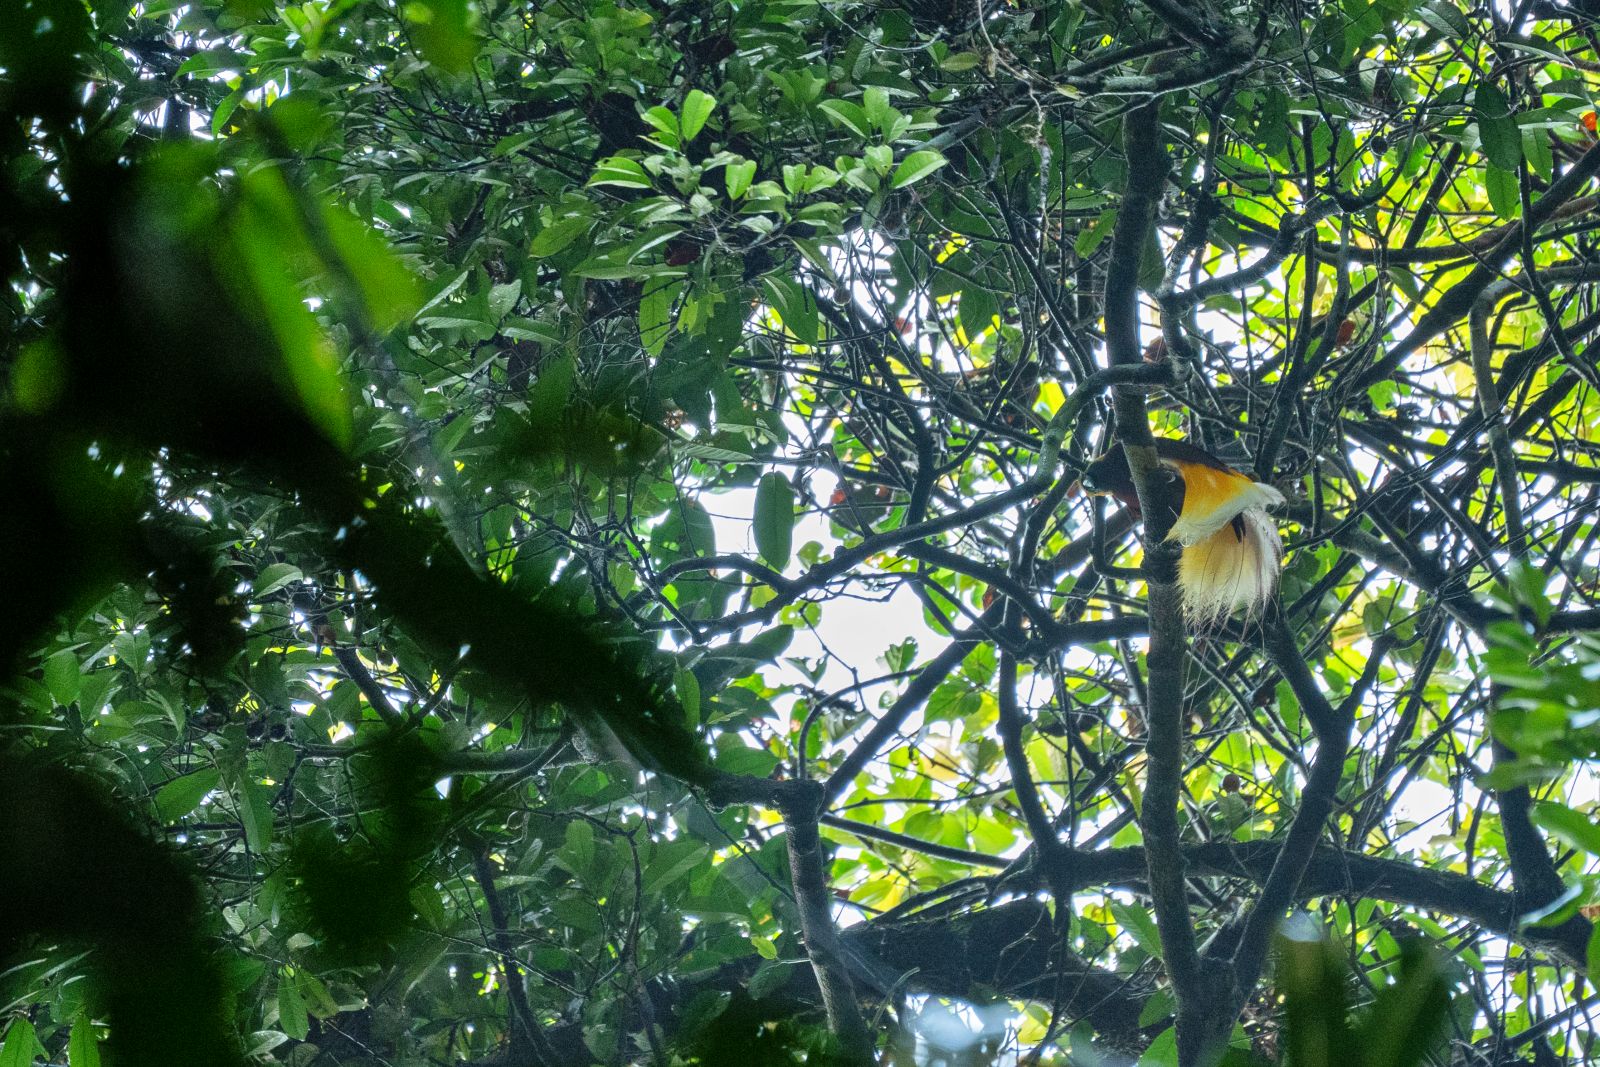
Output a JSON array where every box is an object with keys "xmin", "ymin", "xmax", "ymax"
[{"xmin": 5, "ymin": 0, "xmax": 1600, "ymax": 1064}]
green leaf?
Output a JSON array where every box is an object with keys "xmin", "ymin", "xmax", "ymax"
[
  {"xmin": 531, "ymin": 214, "xmax": 592, "ymax": 257},
  {"xmin": 675, "ymin": 667, "xmax": 701, "ymax": 726},
  {"xmin": 501, "ymin": 317, "xmax": 563, "ymax": 344},
  {"xmin": 678, "ymin": 440, "xmax": 751, "ymax": 462},
  {"xmin": 254, "ymin": 562, "xmax": 303, "ymax": 598},
  {"xmin": 1137, "ymin": 988, "xmax": 1176, "ymax": 1027},
  {"xmin": 1135, "ymin": 1027, "xmax": 1177, "ymax": 1067},
  {"xmin": 316, "ymin": 206, "xmax": 422, "ymax": 333},
  {"xmin": 233, "ymin": 170, "xmax": 354, "ymax": 450},
  {"xmin": 417, "ymin": 269, "xmax": 470, "ymax": 317},
  {"xmin": 1502, "ymin": 558, "xmax": 1553, "ymax": 627},
  {"xmin": 1418, "ymin": 0, "xmax": 1470, "ymax": 37},
  {"xmin": 1476, "ymin": 85, "xmax": 1522, "ymax": 170},
  {"xmin": 1518, "ymin": 881, "xmax": 1583, "ymax": 927},
  {"xmin": 642, "ymin": 105, "xmax": 679, "ymax": 146},
  {"xmin": 959, "ymin": 285, "xmax": 997, "ymax": 337},
  {"xmin": 236, "ymin": 777, "xmax": 275, "ymax": 852},
  {"xmin": 1076, "ymin": 208, "xmax": 1117, "ymax": 257},
  {"xmin": 528, "ymin": 354, "xmax": 575, "ymax": 425},
  {"xmin": 563, "ymin": 819, "xmax": 595, "ymax": 875},
  {"xmin": 68, "ymin": 1014, "xmax": 100, "ymax": 1067},
  {"xmin": 1485, "ymin": 165, "xmax": 1520, "ymax": 220},
  {"xmin": 725, "ymin": 159, "xmax": 757, "ymax": 199},
  {"xmin": 753, "ymin": 473, "xmax": 794, "ymax": 570},
  {"xmin": 589, "ymin": 156, "xmax": 652, "ymax": 189},
  {"xmin": 1525, "ymin": 123, "xmax": 1554, "ymax": 181},
  {"xmin": 0, "ymin": 1019, "xmax": 38, "ymax": 1067},
  {"xmin": 679, "ymin": 989, "xmax": 732, "ymax": 1033},
  {"xmin": 762, "ymin": 276, "xmax": 819, "ymax": 344},
  {"xmin": 739, "ymin": 624, "xmax": 794, "ymax": 664},
  {"xmin": 890, "ymin": 150, "xmax": 947, "ymax": 189},
  {"xmin": 1531, "ymin": 800, "xmax": 1600, "ymax": 856},
  {"xmin": 175, "ymin": 49, "xmax": 243, "ymax": 78},
  {"xmin": 748, "ymin": 960, "xmax": 796, "ymax": 1000},
  {"xmin": 297, "ymin": 970, "xmax": 340, "ymax": 1018},
  {"xmin": 277, "ymin": 969, "xmax": 309, "ymax": 1040},
  {"xmin": 245, "ymin": 1032, "xmax": 289, "ymax": 1057},
  {"xmin": 1276, "ymin": 924, "xmax": 1355, "ymax": 1067},
  {"xmin": 1111, "ymin": 900, "xmax": 1162, "ymax": 956},
  {"xmin": 640, "ymin": 279, "xmax": 677, "ymax": 358},
  {"xmin": 681, "ymin": 501, "xmax": 716, "ymax": 557},
  {"xmin": 1358, "ymin": 943, "xmax": 1451, "ymax": 1067},
  {"xmin": 642, "ymin": 839, "xmax": 708, "ymax": 895},
  {"xmin": 45, "ymin": 649, "xmax": 81, "ymax": 706},
  {"xmin": 818, "ymin": 99, "xmax": 870, "ymax": 138},
  {"xmin": 751, "ymin": 933, "xmax": 778, "ymax": 959},
  {"xmin": 681, "ymin": 89, "xmax": 716, "ymax": 142},
  {"xmin": 155, "ymin": 768, "xmax": 221, "ymax": 823},
  {"xmin": 212, "ymin": 86, "xmax": 244, "ymax": 134},
  {"xmin": 403, "ymin": 0, "xmax": 481, "ymax": 73}
]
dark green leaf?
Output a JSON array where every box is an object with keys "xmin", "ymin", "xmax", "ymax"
[
  {"xmin": 404, "ymin": 0, "xmax": 481, "ymax": 73},
  {"xmin": 1476, "ymin": 85, "xmax": 1522, "ymax": 170},
  {"xmin": 1484, "ymin": 165, "xmax": 1520, "ymax": 220},
  {"xmin": 155, "ymin": 769, "xmax": 221, "ymax": 823},
  {"xmin": 236, "ymin": 777, "xmax": 275, "ymax": 852},
  {"xmin": 254, "ymin": 562, "xmax": 303, "ymax": 598},
  {"xmin": 753, "ymin": 473, "xmax": 794, "ymax": 570},
  {"xmin": 45, "ymin": 649, "xmax": 80, "ymax": 706},
  {"xmin": 531, "ymin": 214, "xmax": 593, "ymax": 257}
]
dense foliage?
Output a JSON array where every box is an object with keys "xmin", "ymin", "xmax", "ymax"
[{"xmin": 5, "ymin": 0, "xmax": 1600, "ymax": 1064}]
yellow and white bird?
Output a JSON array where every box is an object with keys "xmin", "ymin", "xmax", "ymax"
[{"xmin": 1078, "ymin": 439, "xmax": 1286, "ymax": 624}]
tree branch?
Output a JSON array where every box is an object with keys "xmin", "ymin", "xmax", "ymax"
[
  {"xmin": 775, "ymin": 780, "xmax": 873, "ymax": 1061},
  {"xmin": 1105, "ymin": 96, "xmax": 1212, "ymax": 1063}
]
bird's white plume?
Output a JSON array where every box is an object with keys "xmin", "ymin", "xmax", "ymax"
[{"xmin": 1177, "ymin": 508, "xmax": 1283, "ymax": 624}]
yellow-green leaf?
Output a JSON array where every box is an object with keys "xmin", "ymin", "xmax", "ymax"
[
  {"xmin": 681, "ymin": 89, "xmax": 716, "ymax": 142},
  {"xmin": 890, "ymin": 150, "xmax": 947, "ymax": 189},
  {"xmin": 589, "ymin": 156, "xmax": 652, "ymax": 189},
  {"xmin": 68, "ymin": 1015, "xmax": 100, "ymax": 1067},
  {"xmin": 0, "ymin": 1019, "xmax": 38, "ymax": 1067},
  {"xmin": 725, "ymin": 159, "xmax": 757, "ymax": 199}
]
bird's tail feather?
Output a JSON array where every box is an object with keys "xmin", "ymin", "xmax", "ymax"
[{"xmin": 1178, "ymin": 509, "xmax": 1282, "ymax": 624}]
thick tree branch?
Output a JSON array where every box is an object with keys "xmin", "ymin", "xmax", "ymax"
[
  {"xmin": 1041, "ymin": 840, "xmax": 1593, "ymax": 968},
  {"xmin": 331, "ymin": 645, "xmax": 406, "ymax": 727},
  {"xmin": 1105, "ymin": 96, "xmax": 1213, "ymax": 1063},
  {"xmin": 775, "ymin": 780, "xmax": 873, "ymax": 1060}
]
